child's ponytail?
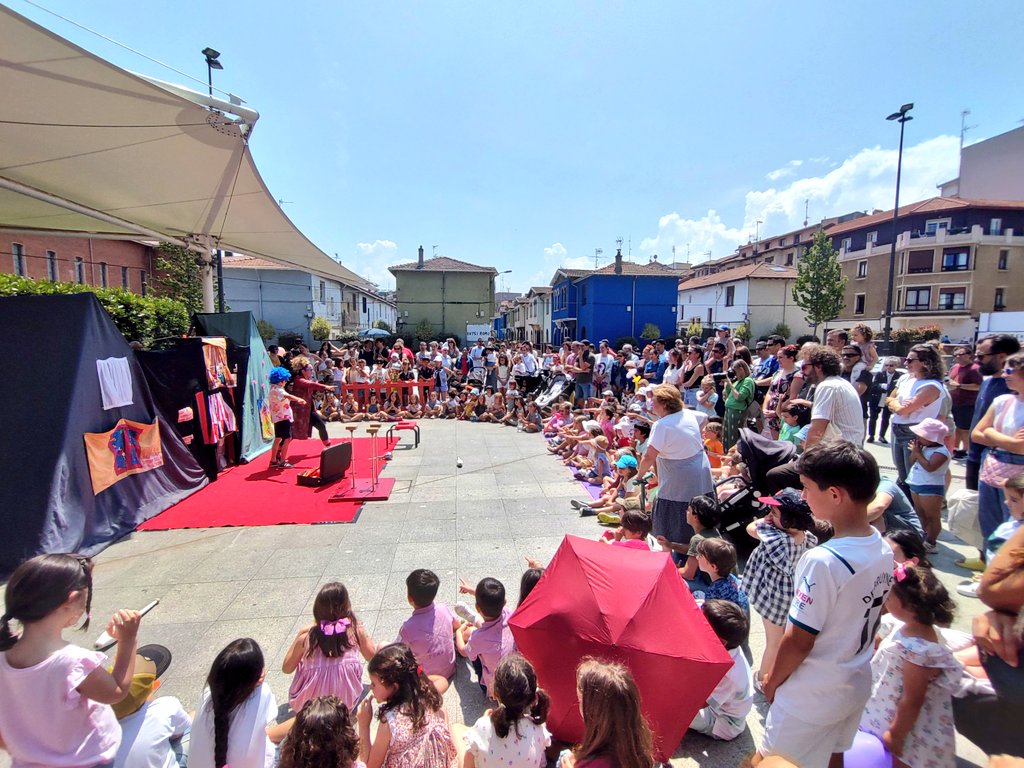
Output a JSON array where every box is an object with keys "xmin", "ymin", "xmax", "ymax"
[
  {"xmin": 892, "ymin": 563, "xmax": 956, "ymax": 626},
  {"xmin": 206, "ymin": 638, "xmax": 264, "ymax": 768},
  {"xmin": 0, "ymin": 554, "xmax": 93, "ymax": 651},
  {"xmin": 490, "ymin": 654, "xmax": 547, "ymax": 739},
  {"xmin": 368, "ymin": 644, "xmax": 441, "ymax": 730}
]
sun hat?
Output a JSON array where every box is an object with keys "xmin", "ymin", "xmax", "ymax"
[
  {"xmin": 909, "ymin": 417, "xmax": 950, "ymax": 444},
  {"xmin": 615, "ymin": 455, "xmax": 638, "ymax": 469}
]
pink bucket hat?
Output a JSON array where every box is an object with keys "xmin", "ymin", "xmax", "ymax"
[{"xmin": 909, "ymin": 417, "xmax": 949, "ymax": 444}]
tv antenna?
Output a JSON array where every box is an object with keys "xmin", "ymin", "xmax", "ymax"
[
  {"xmin": 804, "ymin": 199, "xmax": 809, "ymax": 227},
  {"xmin": 594, "ymin": 247, "xmax": 603, "ymax": 269}
]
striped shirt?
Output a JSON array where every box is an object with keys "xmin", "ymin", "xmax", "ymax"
[{"xmin": 811, "ymin": 376, "xmax": 866, "ymax": 445}]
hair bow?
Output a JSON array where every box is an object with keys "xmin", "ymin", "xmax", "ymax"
[
  {"xmin": 417, "ymin": 664, "xmax": 423, "ymax": 675},
  {"xmin": 893, "ymin": 562, "xmax": 909, "ymax": 583},
  {"xmin": 319, "ymin": 618, "xmax": 351, "ymax": 636}
]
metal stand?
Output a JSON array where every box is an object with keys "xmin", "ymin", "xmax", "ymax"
[
  {"xmin": 345, "ymin": 425, "xmax": 358, "ymax": 489},
  {"xmin": 366, "ymin": 425, "xmax": 380, "ymax": 490}
]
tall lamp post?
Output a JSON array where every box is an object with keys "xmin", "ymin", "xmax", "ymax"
[
  {"xmin": 203, "ymin": 48, "xmax": 225, "ymax": 310},
  {"xmin": 882, "ymin": 102, "xmax": 913, "ymax": 352}
]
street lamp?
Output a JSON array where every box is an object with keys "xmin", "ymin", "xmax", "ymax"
[
  {"xmin": 202, "ymin": 47, "xmax": 223, "ymax": 97},
  {"xmin": 882, "ymin": 102, "xmax": 913, "ymax": 352}
]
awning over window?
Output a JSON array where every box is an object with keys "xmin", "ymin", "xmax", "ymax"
[{"xmin": 0, "ymin": 5, "xmax": 368, "ymax": 288}]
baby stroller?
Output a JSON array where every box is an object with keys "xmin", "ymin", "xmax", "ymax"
[
  {"xmin": 717, "ymin": 428, "xmax": 798, "ymax": 562},
  {"xmin": 532, "ymin": 370, "xmax": 573, "ymax": 410}
]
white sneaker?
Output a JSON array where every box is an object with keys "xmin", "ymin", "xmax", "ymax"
[
  {"xmin": 923, "ymin": 540, "xmax": 939, "ymax": 554},
  {"xmin": 454, "ymin": 602, "xmax": 484, "ymax": 627},
  {"xmin": 956, "ymin": 582, "xmax": 980, "ymax": 598}
]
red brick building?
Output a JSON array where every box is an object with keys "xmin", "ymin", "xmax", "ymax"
[{"xmin": 3, "ymin": 235, "xmax": 157, "ymax": 295}]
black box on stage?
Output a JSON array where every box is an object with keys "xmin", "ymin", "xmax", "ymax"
[{"xmin": 297, "ymin": 442, "xmax": 352, "ymax": 487}]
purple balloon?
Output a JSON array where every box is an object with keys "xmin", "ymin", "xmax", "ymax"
[{"xmin": 844, "ymin": 731, "xmax": 892, "ymax": 768}]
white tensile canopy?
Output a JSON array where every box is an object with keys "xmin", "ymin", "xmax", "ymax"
[{"xmin": 0, "ymin": 4, "xmax": 366, "ymax": 287}]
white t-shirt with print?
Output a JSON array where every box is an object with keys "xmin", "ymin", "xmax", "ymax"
[
  {"xmin": 810, "ymin": 376, "xmax": 865, "ymax": 445},
  {"xmin": 114, "ymin": 697, "xmax": 192, "ymax": 768},
  {"xmin": 776, "ymin": 530, "xmax": 894, "ymax": 725},
  {"xmin": 464, "ymin": 714, "xmax": 551, "ymax": 768}
]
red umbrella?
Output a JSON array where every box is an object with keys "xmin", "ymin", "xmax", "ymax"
[{"xmin": 509, "ymin": 535, "xmax": 733, "ymax": 762}]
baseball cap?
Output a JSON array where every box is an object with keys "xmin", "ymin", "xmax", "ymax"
[
  {"xmin": 615, "ymin": 455, "xmax": 638, "ymax": 469},
  {"xmin": 717, "ymin": 324, "xmax": 729, "ymax": 332},
  {"xmin": 628, "ymin": 403, "xmax": 643, "ymax": 413},
  {"xmin": 111, "ymin": 644, "xmax": 172, "ymax": 719},
  {"xmin": 757, "ymin": 488, "xmax": 805, "ymax": 508}
]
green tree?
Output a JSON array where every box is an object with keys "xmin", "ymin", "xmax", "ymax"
[
  {"xmin": 151, "ymin": 243, "xmax": 212, "ymax": 314},
  {"xmin": 733, "ymin": 322, "xmax": 751, "ymax": 343},
  {"xmin": 414, "ymin": 319, "xmax": 435, "ymax": 342},
  {"xmin": 640, "ymin": 322, "xmax": 661, "ymax": 340},
  {"xmin": 310, "ymin": 316, "xmax": 333, "ymax": 341},
  {"xmin": 792, "ymin": 229, "xmax": 846, "ymax": 337},
  {"xmin": 373, "ymin": 319, "xmax": 393, "ymax": 333},
  {"xmin": 685, "ymin": 320, "xmax": 703, "ymax": 339},
  {"xmin": 767, "ymin": 322, "xmax": 791, "ymax": 341},
  {"xmin": 256, "ymin": 319, "xmax": 276, "ymax": 341}
]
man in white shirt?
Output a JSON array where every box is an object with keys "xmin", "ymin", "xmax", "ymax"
[
  {"xmin": 802, "ymin": 344, "xmax": 866, "ymax": 447},
  {"xmin": 758, "ymin": 443, "xmax": 893, "ymax": 768}
]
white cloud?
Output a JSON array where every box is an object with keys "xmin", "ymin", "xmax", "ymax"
[
  {"xmin": 766, "ymin": 159, "xmax": 803, "ymax": 182},
  {"xmin": 345, "ymin": 239, "xmax": 401, "ymax": 288},
  {"xmin": 639, "ymin": 134, "xmax": 960, "ymax": 264},
  {"xmin": 525, "ymin": 242, "xmax": 596, "ymax": 290}
]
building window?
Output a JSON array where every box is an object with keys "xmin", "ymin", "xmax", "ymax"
[
  {"xmin": 779, "ymin": 238, "xmax": 787, "ymax": 247},
  {"xmin": 99, "ymin": 262, "xmax": 107, "ymax": 287},
  {"xmin": 793, "ymin": 233, "xmax": 800, "ymax": 243},
  {"xmin": 924, "ymin": 218, "xmax": 950, "ymax": 236},
  {"xmin": 990, "ymin": 218, "xmax": 1002, "ymax": 235},
  {"xmin": 74, "ymin": 257, "xmax": 85, "ymax": 284},
  {"xmin": 121, "ymin": 266, "xmax": 129, "ymax": 288},
  {"xmin": 47, "ymin": 250, "xmax": 58, "ymax": 281},
  {"xmin": 995, "ymin": 288, "xmax": 1006, "ymax": 311},
  {"xmin": 904, "ymin": 287, "xmax": 931, "ymax": 311},
  {"xmin": 707, "ymin": 308, "xmax": 713, "ymax": 325},
  {"xmin": 857, "ymin": 260, "xmax": 867, "ymax": 279},
  {"xmin": 725, "ymin": 285, "xmax": 735, "ymax": 307},
  {"xmin": 907, "ymin": 250, "xmax": 934, "ymax": 273},
  {"xmin": 362, "ymin": 296, "xmax": 367, "ymax": 313},
  {"xmin": 319, "ymin": 281, "xmax": 325, "ymax": 303},
  {"xmin": 941, "ymin": 247, "xmax": 970, "ymax": 271},
  {"xmin": 998, "ymin": 249, "xmax": 1009, "ymax": 270},
  {"xmin": 867, "ymin": 231, "xmax": 878, "ymax": 245},
  {"xmin": 785, "ymin": 252, "xmax": 794, "ymax": 266},
  {"xmin": 764, "ymin": 256, "xmax": 774, "ymax": 264},
  {"xmin": 12, "ymin": 243, "xmax": 25, "ymax": 276},
  {"xmin": 854, "ymin": 294, "xmax": 866, "ymax": 315},
  {"xmin": 140, "ymin": 270, "xmax": 147, "ymax": 296},
  {"xmin": 841, "ymin": 237, "xmax": 852, "ymax": 251},
  {"xmin": 938, "ymin": 287, "xmax": 966, "ymax": 310}
]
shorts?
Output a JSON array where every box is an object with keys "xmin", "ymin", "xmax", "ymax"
[
  {"xmin": 762, "ymin": 704, "xmax": 861, "ymax": 767},
  {"xmin": 908, "ymin": 483, "xmax": 944, "ymax": 497},
  {"xmin": 274, "ymin": 419, "xmax": 292, "ymax": 439},
  {"xmin": 952, "ymin": 403, "xmax": 976, "ymax": 430},
  {"xmin": 619, "ymin": 496, "xmax": 642, "ymax": 511}
]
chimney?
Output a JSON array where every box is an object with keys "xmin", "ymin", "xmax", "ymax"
[
  {"xmin": 417, "ymin": 245, "xmax": 424, "ymax": 269},
  {"xmin": 614, "ymin": 248, "xmax": 623, "ymax": 275}
]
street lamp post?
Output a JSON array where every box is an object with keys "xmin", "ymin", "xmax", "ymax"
[
  {"xmin": 882, "ymin": 103, "xmax": 913, "ymax": 353},
  {"xmin": 202, "ymin": 47, "xmax": 222, "ymax": 97}
]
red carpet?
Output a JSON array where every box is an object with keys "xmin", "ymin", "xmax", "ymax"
[{"xmin": 138, "ymin": 437, "xmax": 398, "ymax": 530}]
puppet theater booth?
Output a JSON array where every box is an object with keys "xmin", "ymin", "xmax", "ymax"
[{"xmin": 0, "ymin": 294, "xmax": 208, "ymax": 576}]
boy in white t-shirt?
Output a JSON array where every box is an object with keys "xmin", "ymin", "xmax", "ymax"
[
  {"xmin": 689, "ymin": 599, "xmax": 753, "ymax": 741},
  {"xmin": 756, "ymin": 441, "xmax": 894, "ymax": 768}
]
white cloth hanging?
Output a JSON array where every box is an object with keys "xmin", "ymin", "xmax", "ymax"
[{"xmin": 96, "ymin": 357, "xmax": 134, "ymax": 410}]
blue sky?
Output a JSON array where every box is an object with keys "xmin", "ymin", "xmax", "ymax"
[{"xmin": 10, "ymin": 0, "xmax": 1024, "ymax": 292}]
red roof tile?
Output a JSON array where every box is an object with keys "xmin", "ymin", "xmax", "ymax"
[
  {"xmin": 679, "ymin": 263, "xmax": 798, "ymax": 291},
  {"xmin": 389, "ymin": 256, "xmax": 497, "ymax": 274},
  {"xmin": 826, "ymin": 197, "xmax": 1024, "ymax": 237}
]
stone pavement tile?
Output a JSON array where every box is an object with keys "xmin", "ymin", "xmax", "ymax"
[
  {"xmin": 219, "ymin": 577, "xmax": 320, "ymax": 620},
  {"xmin": 457, "ymin": 540, "xmax": 524, "ymax": 571},
  {"xmin": 325, "ymin": 544, "xmax": 396, "ymax": 577},
  {"xmin": 343, "ymin": 521, "xmax": 406, "ymax": 545},
  {"xmin": 455, "ymin": 498, "xmax": 506, "ymax": 518},
  {"xmin": 173, "ymin": 615, "xmax": 298, "ymax": 678},
  {"xmin": 92, "ymin": 548, "xmax": 215, "ymax": 588},
  {"xmin": 456, "ymin": 471, "xmax": 497, "ymax": 488},
  {"xmin": 540, "ymin": 482, "xmax": 587, "ymax": 498},
  {"xmin": 144, "ymin": 580, "xmax": 248, "ymax": 625},
  {"xmin": 134, "ymin": 621, "xmax": 207, "ymax": 668},
  {"xmin": 513, "ymin": 536, "xmax": 567, "ymax": 565},
  {"xmin": 402, "ymin": 519, "xmax": 458, "ymax": 543},
  {"xmin": 307, "ymin": 572, "xmax": 392, "ymax": 617},
  {"xmin": 456, "ymin": 517, "xmax": 512, "ymax": 541},
  {"xmin": 409, "ymin": 474, "xmax": 453, "ymax": 487},
  {"xmin": 186, "ymin": 547, "xmax": 275, "ymax": 583},
  {"xmin": 88, "ymin": 583, "xmax": 165, "ymax": 628},
  {"xmin": 391, "ymin": 541, "xmax": 458, "ymax": 572},
  {"xmin": 501, "ymin": 496, "xmax": 557, "ymax": 516},
  {"xmin": 231, "ymin": 523, "xmax": 349, "ymax": 549},
  {"xmin": 408, "ymin": 501, "xmax": 457, "ymax": 520},
  {"xmin": 410, "ymin": 485, "xmax": 456, "ymax": 503},
  {"xmin": 358, "ymin": 504, "xmax": 409, "ymax": 523},
  {"xmin": 378, "ymin": 569, "xmax": 459, "ymax": 612},
  {"xmin": 372, "ymin": 608, "xmax": 412, "ymax": 646},
  {"xmin": 253, "ymin": 545, "xmax": 337, "ymax": 581},
  {"xmin": 155, "ymin": 674, "xmax": 207, "ymax": 710}
]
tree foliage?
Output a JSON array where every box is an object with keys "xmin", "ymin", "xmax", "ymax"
[
  {"xmin": 151, "ymin": 243, "xmax": 212, "ymax": 315},
  {"xmin": 310, "ymin": 316, "xmax": 333, "ymax": 341},
  {"xmin": 256, "ymin": 319, "xmax": 276, "ymax": 342},
  {"xmin": 767, "ymin": 322, "xmax": 792, "ymax": 341},
  {"xmin": 792, "ymin": 229, "xmax": 846, "ymax": 332},
  {"xmin": 414, "ymin": 319, "xmax": 435, "ymax": 342},
  {"xmin": 640, "ymin": 322, "xmax": 661, "ymax": 340},
  {"xmin": 373, "ymin": 319, "xmax": 393, "ymax": 333},
  {"xmin": 0, "ymin": 274, "xmax": 189, "ymax": 342}
]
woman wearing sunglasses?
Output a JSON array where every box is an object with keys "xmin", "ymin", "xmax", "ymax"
[{"xmin": 886, "ymin": 345, "xmax": 946, "ymax": 502}]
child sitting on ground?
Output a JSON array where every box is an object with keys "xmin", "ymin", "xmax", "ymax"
[
  {"xmin": 778, "ymin": 401, "xmax": 810, "ymax": 448},
  {"xmin": 405, "ymin": 392, "xmax": 423, "ymax": 419},
  {"xmin": 452, "ymin": 654, "xmax": 551, "ymax": 768},
  {"xmin": 398, "ymin": 569, "xmax": 461, "ymax": 695},
  {"xmin": 657, "ymin": 495, "xmax": 721, "ymax": 587},
  {"xmin": 455, "ymin": 578, "xmax": 516, "ymax": 700},
  {"xmin": 599, "ymin": 509, "xmax": 654, "ymax": 550},
  {"xmin": 689, "ymin": 599, "xmax": 753, "ymax": 741},
  {"xmin": 566, "ymin": 422, "xmax": 607, "ymax": 470},
  {"xmin": 425, "ymin": 391, "xmax": 444, "ymax": 418},
  {"xmin": 695, "ymin": 538, "xmax": 749, "ymax": 612},
  {"xmin": 278, "ymin": 696, "xmax": 361, "ymax": 768},
  {"xmin": 322, "ymin": 392, "xmax": 343, "ymax": 422},
  {"xmin": 519, "ymin": 401, "xmax": 543, "ymax": 433},
  {"xmin": 446, "ymin": 391, "xmax": 461, "ymax": 418},
  {"xmin": 366, "ymin": 393, "xmax": 384, "ymax": 421},
  {"xmin": 575, "ymin": 455, "xmax": 641, "ymax": 520},
  {"xmin": 341, "ymin": 392, "xmax": 367, "ymax": 422}
]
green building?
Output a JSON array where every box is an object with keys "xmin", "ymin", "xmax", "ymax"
[{"xmin": 389, "ymin": 247, "xmax": 498, "ymax": 342}]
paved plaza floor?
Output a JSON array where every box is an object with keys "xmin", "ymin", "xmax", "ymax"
[{"xmin": 3, "ymin": 419, "xmax": 991, "ymax": 766}]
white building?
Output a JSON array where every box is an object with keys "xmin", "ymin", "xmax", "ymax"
[
  {"xmin": 677, "ymin": 263, "xmax": 815, "ymax": 341},
  {"xmin": 940, "ymin": 124, "xmax": 1024, "ymax": 200},
  {"xmin": 222, "ymin": 254, "xmax": 396, "ymax": 342},
  {"xmin": 526, "ymin": 286, "xmax": 551, "ymax": 346}
]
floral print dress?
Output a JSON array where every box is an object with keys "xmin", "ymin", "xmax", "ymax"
[
  {"xmin": 858, "ymin": 629, "xmax": 962, "ymax": 768},
  {"xmin": 382, "ymin": 706, "xmax": 456, "ymax": 768}
]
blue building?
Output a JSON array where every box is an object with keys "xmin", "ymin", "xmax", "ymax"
[{"xmin": 550, "ymin": 251, "xmax": 680, "ymax": 344}]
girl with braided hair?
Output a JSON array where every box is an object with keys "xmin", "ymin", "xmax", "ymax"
[
  {"xmin": 454, "ymin": 653, "xmax": 551, "ymax": 767},
  {"xmin": 357, "ymin": 643, "xmax": 456, "ymax": 768},
  {"xmin": 0, "ymin": 554, "xmax": 142, "ymax": 768},
  {"xmin": 190, "ymin": 638, "xmax": 277, "ymax": 768}
]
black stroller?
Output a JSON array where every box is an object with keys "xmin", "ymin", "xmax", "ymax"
[
  {"xmin": 716, "ymin": 428, "xmax": 798, "ymax": 562},
  {"xmin": 531, "ymin": 370, "xmax": 573, "ymax": 410}
]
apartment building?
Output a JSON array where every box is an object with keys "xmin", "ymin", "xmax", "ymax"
[{"xmin": 827, "ymin": 197, "xmax": 1024, "ymax": 340}]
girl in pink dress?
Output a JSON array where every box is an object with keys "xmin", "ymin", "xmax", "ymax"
[
  {"xmin": 0, "ymin": 554, "xmax": 144, "ymax": 768},
  {"xmin": 357, "ymin": 644, "xmax": 457, "ymax": 768},
  {"xmin": 283, "ymin": 582, "xmax": 377, "ymax": 714}
]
